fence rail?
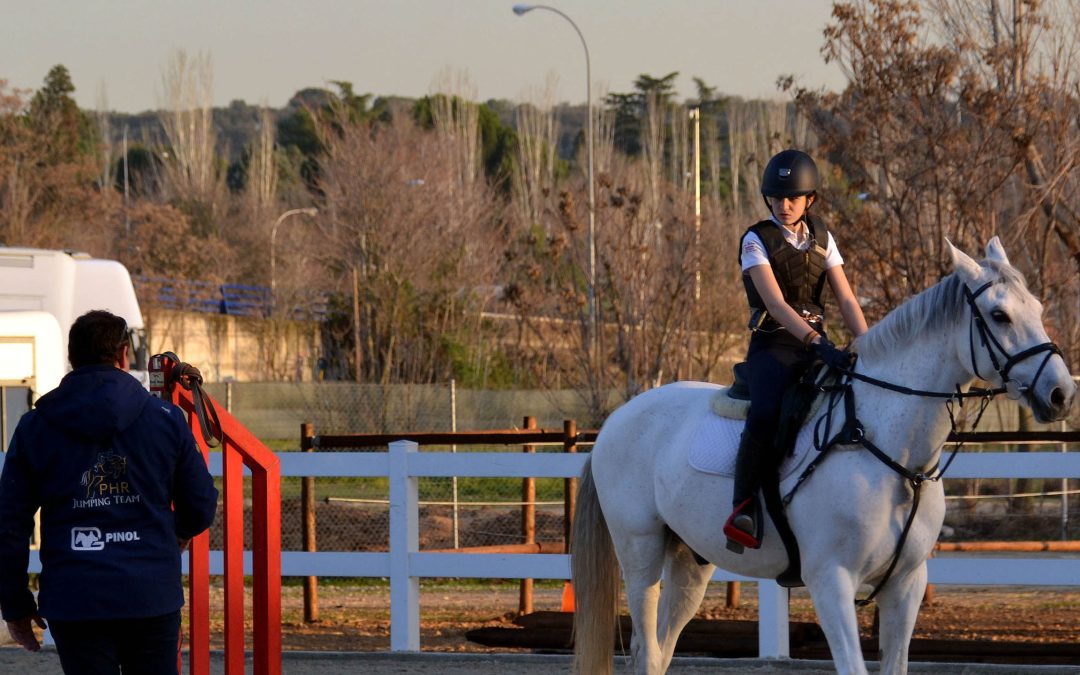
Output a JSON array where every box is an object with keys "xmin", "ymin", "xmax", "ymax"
[
  {"xmin": 8, "ymin": 430, "xmax": 1078, "ymax": 659},
  {"xmin": 215, "ymin": 439, "xmax": 1080, "ymax": 657}
]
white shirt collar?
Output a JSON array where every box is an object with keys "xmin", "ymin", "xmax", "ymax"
[{"xmin": 769, "ymin": 215, "xmax": 809, "ymax": 249}]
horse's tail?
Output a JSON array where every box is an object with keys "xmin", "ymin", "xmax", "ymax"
[{"xmin": 571, "ymin": 457, "xmax": 620, "ymax": 675}]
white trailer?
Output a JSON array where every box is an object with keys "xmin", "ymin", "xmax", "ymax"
[{"xmin": 0, "ymin": 247, "xmax": 148, "ymax": 450}]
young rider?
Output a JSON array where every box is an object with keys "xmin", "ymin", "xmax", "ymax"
[{"xmin": 724, "ymin": 149, "xmax": 868, "ymax": 553}]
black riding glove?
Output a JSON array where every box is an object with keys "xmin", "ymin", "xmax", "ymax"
[{"xmin": 812, "ymin": 338, "xmax": 852, "ymax": 370}]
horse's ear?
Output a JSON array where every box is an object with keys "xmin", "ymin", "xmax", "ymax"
[
  {"xmin": 985, "ymin": 236, "xmax": 1010, "ymax": 265},
  {"xmin": 947, "ymin": 238, "xmax": 982, "ymax": 282}
]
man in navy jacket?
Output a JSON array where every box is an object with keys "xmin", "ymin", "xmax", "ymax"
[{"xmin": 0, "ymin": 310, "xmax": 218, "ymax": 674}]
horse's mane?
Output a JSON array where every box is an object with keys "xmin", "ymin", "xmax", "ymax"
[
  {"xmin": 854, "ymin": 259, "xmax": 1028, "ymax": 359},
  {"xmin": 854, "ymin": 274, "xmax": 965, "ymax": 359}
]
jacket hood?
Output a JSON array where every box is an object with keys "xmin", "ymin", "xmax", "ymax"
[{"xmin": 35, "ymin": 365, "xmax": 150, "ymax": 441}]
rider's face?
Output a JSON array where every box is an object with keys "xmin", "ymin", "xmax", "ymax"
[{"xmin": 767, "ymin": 194, "xmax": 813, "ymax": 227}]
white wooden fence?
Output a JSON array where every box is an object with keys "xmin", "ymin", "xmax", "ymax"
[{"xmin": 13, "ymin": 442, "xmax": 1080, "ymax": 658}]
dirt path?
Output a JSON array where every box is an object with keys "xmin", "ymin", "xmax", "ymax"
[
  {"xmin": 3, "ymin": 583, "xmax": 1078, "ymax": 673},
  {"xmin": 262, "ymin": 582, "xmax": 1080, "ymax": 652}
]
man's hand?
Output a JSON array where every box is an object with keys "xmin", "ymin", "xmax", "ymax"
[
  {"xmin": 177, "ymin": 537, "xmax": 191, "ymax": 551},
  {"xmin": 812, "ymin": 338, "xmax": 853, "ymax": 370},
  {"xmin": 6, "ymin": 615, "xmax": 46, "ymax": 652}
]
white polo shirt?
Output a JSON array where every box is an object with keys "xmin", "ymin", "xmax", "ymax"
[{"xmin": 740, "ymin": 216, "xmax": 845, "ymax": 272}]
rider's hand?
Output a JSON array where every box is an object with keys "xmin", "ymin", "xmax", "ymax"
[
  {"xmin": 6, "ymin": 615, "xmax": 46, "ymax": 652},
  {"xmin": 812, "ymin": 338, "xmax": 853, "ymax": 370}
]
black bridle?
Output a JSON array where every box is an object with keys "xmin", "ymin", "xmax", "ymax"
[
  {"xmin": 783, "ymin": 277, "xmax": 1062, "ymax": 606},
  {"xmin": 964, "ymin": 280, "xmax": 1063, "ymax": 402}
]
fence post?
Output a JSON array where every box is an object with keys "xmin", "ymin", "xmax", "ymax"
[
  {"xmin": 757, "ymin": 581, "xmax": 790, "ymax": 658},
  {"xmin": 563, "ymin": 420, "xmax": 578, "ymax": 548},
  {"xmin": 389, "ymin": 440, "xmax": 420, "ymax": 651},
  {"xmin": 726, "ymin": 581, "xmax": 741, "ymax": 608},
  {"xmin": 301, "ymin": 423, "xmax": 318, "ymax": 623},
  {"xmin": 520, "ymin": 416, "xmax": 537, "ymax": 615}
]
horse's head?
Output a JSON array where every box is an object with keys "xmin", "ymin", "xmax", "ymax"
[{"xmin": 949, "ymin": 237, "xmax": 1076, "ymax": 422}]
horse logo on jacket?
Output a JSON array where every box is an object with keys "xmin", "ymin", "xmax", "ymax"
[{"xmin": 80, "ymin": 451, "xmax": 128, "ymax": 498}]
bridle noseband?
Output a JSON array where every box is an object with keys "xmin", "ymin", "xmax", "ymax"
[{"xmin": 964, "ymin": 279, "xmax": 1062, "ymax": 401}]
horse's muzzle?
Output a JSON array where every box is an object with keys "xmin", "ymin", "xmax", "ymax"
[{"xmin": 1031, "ymin": 380, "xmax": 1076, "ymax": 423}]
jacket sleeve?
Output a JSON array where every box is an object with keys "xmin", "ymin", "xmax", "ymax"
[
  {"xmin": 0, "ymin": 428, "xmax": 41, "ymax": 621},
  {"xmin": 172, "ymin": 429, "xmax": 219, "ymax": 540}
]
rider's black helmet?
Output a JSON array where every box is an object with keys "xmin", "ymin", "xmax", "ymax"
[{"xmin": 761, "ymin": 150, "xmax": 820, "ymax": 199}]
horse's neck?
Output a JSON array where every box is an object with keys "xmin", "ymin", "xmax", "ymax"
[{"xmin": 850, "ymin": 335, "xmax": 972, "ymax": 472}]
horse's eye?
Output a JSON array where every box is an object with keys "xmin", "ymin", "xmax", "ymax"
[{"xmin": 991, "ymin": 309, "xmax": 1011, "ymax": 324}]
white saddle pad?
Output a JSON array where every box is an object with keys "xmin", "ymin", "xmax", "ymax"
[{"xmin": 687, "ymin": 405, "xmax": 817, "ymax": 482}]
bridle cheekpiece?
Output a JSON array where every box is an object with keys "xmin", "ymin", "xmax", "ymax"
[{"xmin": 963, "ymin": 279, "xmax": 1062, "ymax": 401}]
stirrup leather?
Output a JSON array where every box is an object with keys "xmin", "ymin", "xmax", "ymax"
[{"xmin": 724, "ymin": 497, "xmax": 762, "ymax": 553}]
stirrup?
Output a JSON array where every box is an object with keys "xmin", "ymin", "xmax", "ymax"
[{"xmin": 723, "ymin": 497, "xmax": 761, "ymax": 553}]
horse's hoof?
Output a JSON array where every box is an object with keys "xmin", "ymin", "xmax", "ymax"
[{"xmin": 725, "ymin": 538, "xmax": 745, "ymax": 554}]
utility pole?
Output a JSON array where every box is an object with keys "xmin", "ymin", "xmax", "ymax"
[
  {"xmin": 691, "ymin": 107, "xmax": 702, "ymax": 302},
  {"xmin": 352, "ymin": 266, "xmax": 362, "ymax": 383}
]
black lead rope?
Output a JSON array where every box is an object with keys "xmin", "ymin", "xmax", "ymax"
[{"xmin": 162, "ymin": 351, "xmax": 222, "ymax": 448}]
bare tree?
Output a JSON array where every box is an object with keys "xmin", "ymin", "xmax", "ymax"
[
  {"xmin": 513, "ymin": 74, "xmax": 560, "ymax": 231},
  {"xmin": 791, "ymin": 0, "xmax": 1079, "ymax": 365},
  {"xmin": 94, "ymin": 82, "xmax": 113, "ymax": 192},
  {"xmin": 317, "ymin": 106, "xmax": 503, "ymax": 385},
  {"xmin": 247, "ymin": 103, "xmax": 278, "ymax": 220},
  {"xmin": 157, "ymin": 50, "xmax": 223, "ymax": 216},
  {"xmin": 0, "ymin": 80, "xmax": 38, "ymax": 244}
]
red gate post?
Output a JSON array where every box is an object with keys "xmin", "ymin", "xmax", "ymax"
[
  {"xmin": 250, "ymin": 448, "xmax": 282, "ymax": 675},
  {"xmin": 186, "ymin": 411, "xmax": 211, "ymax": 675},
  {"xmin": 222, "ymin": 441, "xmax": 245, "ymax": 675}
]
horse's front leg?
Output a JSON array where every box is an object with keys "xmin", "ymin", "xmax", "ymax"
[
  {"xmin": 874, "ymin": 562, "xmax": 927, "ymax": 675},
  {"xmin": 805, "ymin": 567, "xmax": 868, "ymax": 675}
]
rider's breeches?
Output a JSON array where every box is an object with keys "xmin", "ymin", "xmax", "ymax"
[{"xmin": 744, "ymin": 333, "xmax": 814, "ymax": 448}]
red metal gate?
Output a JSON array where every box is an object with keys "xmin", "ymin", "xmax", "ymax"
[{"xmin": 173, "ymin": 386, "xmax": 282, "ymax": 675}]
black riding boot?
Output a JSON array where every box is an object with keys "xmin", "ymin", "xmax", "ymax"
[{"xmin": 724, "ymin": 432, "xmax": 766, "ymax": 553}]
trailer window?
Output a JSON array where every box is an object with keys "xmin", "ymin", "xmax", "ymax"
[{"xmin": 1, "ymin": 385, "xmax": 31, "ymax": 453}]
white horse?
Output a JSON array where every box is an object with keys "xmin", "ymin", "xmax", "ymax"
[{"xmin": 572, "ymin": 238, "xmax": 1076, "ymax": 675}]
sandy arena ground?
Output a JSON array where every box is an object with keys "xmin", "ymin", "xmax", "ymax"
[{"xmin": 1, "ymin": 582, "xmax": 1078, "ymax": 673}]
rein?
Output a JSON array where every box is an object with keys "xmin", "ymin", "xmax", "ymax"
[{"xmin": 782, "ymin": 278, "xmax": 1061, "ymax": 606}]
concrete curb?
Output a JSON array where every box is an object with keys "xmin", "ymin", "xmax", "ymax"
[
  {"xmin": 276, "ymin": 651, "xmax": 1080, "ymax": 673},
  {"xmin": 3, "ymin": 648, "xmax": 1078, "ymax": 674}
]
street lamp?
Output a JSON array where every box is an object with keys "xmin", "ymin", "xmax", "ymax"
[
  {"xmin": 513, "ymin": 3, "xmax": 597, "ymax": 351},
  {"xmin": 270, "ymin": 207, "xmax": 318, "ymax": 310}
]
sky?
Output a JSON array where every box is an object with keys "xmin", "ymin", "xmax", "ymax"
[{"xmin": 2, "ymin": 1, "xmax": 848, "ymax": 114}]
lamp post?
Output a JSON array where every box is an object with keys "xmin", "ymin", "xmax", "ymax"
[
  {"xmin": 270, "ymin": 207, "xmax": 318, "ymax": 310},
  {"xmin": 513, "ymin": 3, "xmax": 596, "ymax": 351}
]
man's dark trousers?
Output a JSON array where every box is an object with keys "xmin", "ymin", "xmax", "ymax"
[{"xmin": 48, "ymin": 610, "xmax": 181, "ymax": 675}]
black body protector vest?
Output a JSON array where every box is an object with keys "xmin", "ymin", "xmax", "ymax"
[{"xmin": 740, "ymin": 216, "xmax": 831, "ymax": 332}]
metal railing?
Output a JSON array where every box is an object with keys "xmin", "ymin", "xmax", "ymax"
[{"xmin": 174, "ymin": 386, "xmax": 282, "ymax": 675}]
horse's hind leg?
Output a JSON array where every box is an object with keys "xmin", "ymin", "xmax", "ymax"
[
  {"xmin": 875, "ymin": 563, "xmax": 927, "ymax": 675},
  {"xmin": 656, "ymin": 539, "xmax": 713, "ymax": 673},
  {"xmin": 614, "ymin": 531, "xmax": 668, "ymax": 674}
]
